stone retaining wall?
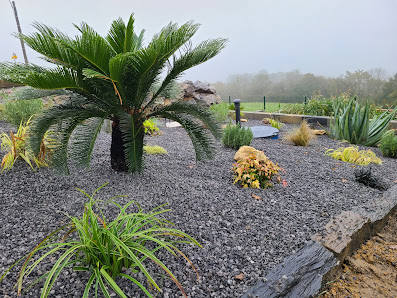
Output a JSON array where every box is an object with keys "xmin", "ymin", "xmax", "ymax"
[
  {"xmin": 236, "ymin": 111, "xmax": 397, "ymax": 130},
  {"xmin": 242, "ymin": 181, "xmax": 397, "ymax": 297}
]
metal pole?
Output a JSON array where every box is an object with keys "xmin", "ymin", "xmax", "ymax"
[
  {"xmin": 304, "ymin": 96, "xmax": 307, "ymax": 105},
  {"xmin": 228, "ymin": 96, "xmax": 231, "ymax": 105},
  {"xmin": 10, "ymin": 1, "xmax": 28, "ymax": 64},
  {"xmin": 263, "ymin": 96, "xmax": 266, "ymax": 111},
  {"xmin": 233, "ymin": 99, "xmax": 241, "ymax": 127}
]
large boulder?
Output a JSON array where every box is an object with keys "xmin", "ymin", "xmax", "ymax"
[{"xmin": 179, "ymin": 80, "xmax": 221, "ymax": 106}]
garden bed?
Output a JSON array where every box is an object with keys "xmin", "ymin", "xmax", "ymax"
[{"xmin": 1, "ymin": 119, "xmax": 397, "ymax": 297}]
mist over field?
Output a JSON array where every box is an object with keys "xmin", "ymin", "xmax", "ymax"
[
  {"xmin": 1, "ymin": 0, "xmax": 396, "ymax": 103},
  {"xmin": 213, "ymin": 68, "xmax": 397, "ymax": 105}
]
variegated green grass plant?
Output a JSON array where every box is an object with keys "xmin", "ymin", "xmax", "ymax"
[
  {"xmin": 0, "ymin": 117, "xmax": 55, "ymax": 171},
  {"xmin": 269, "ymin": 119, "xmax": 283, "ymax": 130},
  {"xmin": 1, "ymin": 184, "xmax": 201, "ymax": 298},
  {"xmin": 325, "ymin": 146, "xmax": 382, "ymax": 165},
  {"xmin": 329, "ymin": 96, "xmax": 396, "ymax": 146}
]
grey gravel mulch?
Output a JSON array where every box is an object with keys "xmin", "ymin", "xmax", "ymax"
[{"xmin": 0, "ymin": 119, "xmax": 396, "ymax": 297}]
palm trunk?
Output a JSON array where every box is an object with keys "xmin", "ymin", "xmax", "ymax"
[
  {"xmin": 110, "ymin": 117, "xmax": 145, "ymax": 173},
  {"xmin": 111, "ymin": 117, "xmax": 128, "ymax": 172}
]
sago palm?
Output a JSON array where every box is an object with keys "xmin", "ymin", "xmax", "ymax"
[{"xmin": 0, "ymin": 14, "xmax": 226, "ymax": 173}]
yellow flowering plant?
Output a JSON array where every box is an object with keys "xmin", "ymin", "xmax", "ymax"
[{"xmin": 233, "ymin": 154, "xmax": 282, "ymax": 189}]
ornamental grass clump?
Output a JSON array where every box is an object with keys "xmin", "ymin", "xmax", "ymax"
[
  {"xmin": 325, "ymin": 146, "xmax": 382, "ymax": 165},
  {"xmin": 222, "ymin": 123, "xmax": 253, "ymax": 150},
  {"xmin": 284, "ymin": 120, "xmax": 316, "ymax": 146},
  {"xmin": 329, "ymin": 96, "xmax": 396, "ymax": 146},
  {"xmin": 233, "ymin": 154, "xmax": 282, "ymax": 189},
  {"xmin": 0, "ymin": 117, "xmax": 54, "ymax": 171},
  {"xmin": 1, "ymin": 184, "xmax": 201, "ymax": 298},
  {"xmin": 379, "ymin": 130, "xmax": 397, "ymax": 158}
]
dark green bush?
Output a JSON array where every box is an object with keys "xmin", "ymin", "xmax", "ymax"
[
  {"xmin": 379, "ymin": 130, "xmax": 397, "ymax": 158},
  {"xmin": 1, "ymin": 99, "xmax": 43, "ymax": 126},
  {"xmin": 222, "ymin": 123, "xmax": 253, "ymax": 149}
]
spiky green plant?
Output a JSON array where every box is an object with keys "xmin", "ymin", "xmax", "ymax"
[
  {"xmin": 0, "ymin": 14, "xmax": 226, "ymax": 174},
  {"xmin": 329, "ymin": 96, "xmax": 396, "ymax": 146},
  {"xmin": 0, "ymin": 183, "xmax": 201, "ymax": 297}
]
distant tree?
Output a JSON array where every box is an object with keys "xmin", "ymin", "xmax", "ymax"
[
  {"xmin": 381, "ymin": 73, "xmax": 397, "ymax": 105},
  {"xmin": 343, "ymin": 70, "xmax": 384, "ymax": 101},
  {"xmin": 249, "ymin": 72, "xmax": 270, "ymax": 99}
]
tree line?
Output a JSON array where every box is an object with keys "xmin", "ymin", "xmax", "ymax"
[{"xmin": 212, "ymin": 69, "xmax": 397, "ymax": 106}]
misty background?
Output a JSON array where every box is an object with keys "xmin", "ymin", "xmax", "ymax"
[{"xmin": 1, "ymin": 0, "xmax": 396, "ymax": 103}]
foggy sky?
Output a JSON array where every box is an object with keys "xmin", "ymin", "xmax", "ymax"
[{"xmin": 1, "ymin": 0, "xmax": 396, "ymax": 83}]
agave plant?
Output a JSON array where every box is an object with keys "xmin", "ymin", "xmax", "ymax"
[
  {"xmin": 0, "ymin": 14, "xmax": 226, "ymax": 173},
  {"xmin": 329, "ymin": 96, "xmax": 396, "ymax": 146}
]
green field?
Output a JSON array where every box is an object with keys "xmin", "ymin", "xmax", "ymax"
[{"xmin": 235, "ymin": 102, "xmax": 296, "ymax": 112}]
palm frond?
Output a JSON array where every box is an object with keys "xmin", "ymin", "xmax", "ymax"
[
  {"xmin": 18, "ymin": 22, "xmax": 84, "ymax": 69},
  {"xmin": 70, "ymin": 117, "xmax": 105, "ymax": 168},
  {"xmin": 106, "ymin": 14, "xmax": 140, "ymax": 54},
  {"xmin": 118, "ymin": 112, "xmax": 145, "ymax": 173},
  {"xmin": 62, "ymin": 22, "xmax": 115, "ymax": 75},
  {"xmin": 28, "ymin": 97, "xmax": 108, "ymax": 156},
  {"xmin": 18, "ymin": 66, "xmax": 87, "ymax": 90},
  {"xmin": 110, "ymin": 49, "xmax": 162, "ymax": 109},
  {"xmin": 160, "ymin": 111, "xmax": 217, "ymax": 160},
  {"xmin": 148, "ymin": 38, "xmax": 227, "ymax": 107},
  {"xmin": 150, "ymin": 102, "xmax": 222, "ymax": 140},
  {"xmin": 49, "ymin": 118, "xmax": 81, "ymax": 174},
  {"xmin": 133, "ymin": 30, "xmax": 145, "ymax": 51},
  {"xmin": 0, "ymin": 62, "xmax": 46, "ymax": 84}
]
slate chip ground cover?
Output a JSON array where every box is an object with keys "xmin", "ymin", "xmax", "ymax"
[{"xmin": 1, "ymin": 120, "xmax": 397, "ymax": 297}]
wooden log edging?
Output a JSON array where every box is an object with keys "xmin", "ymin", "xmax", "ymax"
[{"xmin": 241, "ymin": 185, "xmax": 397, "ymax": 298}]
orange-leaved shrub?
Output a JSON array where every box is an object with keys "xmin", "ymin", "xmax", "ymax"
[{"xmin": 232, "ymin": 154, "xmax": 282, "ymax": 189}]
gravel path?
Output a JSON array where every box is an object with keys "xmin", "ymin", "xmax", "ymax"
[{"xmin": 1, "ymin": 119, "xmax": 397, "ymax": 297}]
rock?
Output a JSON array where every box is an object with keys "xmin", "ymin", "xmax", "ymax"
[
  {"xmin": 242, "ymin": 241, "xmax": 338, "ymax": 298},
  {"xmin": 179, "ymin": 80, "xmax": 221, "ymax": 106},
  {"xmin": 312, "ymin": 129, "xmax": 327, "ymax": 135},
  {"xmin": 180, "ymin": 80, "xmax": 195, "ymax": 98},
  {"xmin": 314, "ymin": 186, "xmax": 397, "ymax": 261},
  {"xmin": 241, "ymin": 118, "xmax": 248, "ymax": 122},
  {"xmin": 262, "ymin": 118, "xmax": 271, "ymax": 124},
  {"xmin": 313, "ymin": 211, "xmax": 369, "ymax": 260},
  {"xmin": 234, "ymin": 146, "xmax": 266, "ymax": 162}
]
